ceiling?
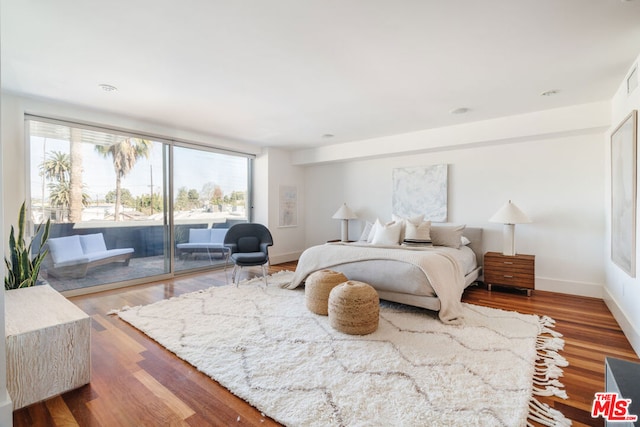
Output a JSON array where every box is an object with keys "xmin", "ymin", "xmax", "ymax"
[{"xmin": 2, "ymin": 0, "xmax": 640, "ymax": 149}]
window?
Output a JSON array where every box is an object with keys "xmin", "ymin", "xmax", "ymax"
[
  {"xmin": 173, "ymin": 144, "xmax": 251, "ymax": 272},
  {"xmin": 27, "ymin": 117, "xmax": 253, "ymax": 293}
]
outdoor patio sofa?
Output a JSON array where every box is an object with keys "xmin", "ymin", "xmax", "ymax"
[
  {"xmin": 176, "ymin": 228, "xmax": 229, "ymax": 261},
  {"xmin": 45, "ymin": 233, "xmax": 134, "ymax": 279}
]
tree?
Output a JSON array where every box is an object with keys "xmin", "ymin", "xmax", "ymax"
[
  {"xmin": 95, "ymin": 138, "xmax": 151, "ymax": 221},
  {"xmin": 136, "ymin": 194, "xmax": 163, "ymax": 216},
  {"xmin": 200, "ymin": 182, "xmax": 217, "ymax": 201},
  {"xmin": 175, "ymin": 187, "xmax": 200, "ymax": 211},
  {"xmin": 187, "ymin": 189, "xmax": 200, "ymax": 206},
  {"xmin": 210, "ymin": 185, "xmax": 224, "ymax": 210},
  {"xmin": 40, "ymin": 150, "xmax": 90, "ymax": 222},
  {"xmin": 175, "ymin": 187, "xmax": 190, "ymax": 211},
  {"xmin": 49, "ymin": 182, "xmax": 71, "ymax": 209},
  {"xmin": 68, "ymin": 128, "xmax": 84, "ymax": 223},
  {"xmin": 105, "ymin": 188, "xmax": 135, "ymax": 207},
  {"xmin": 40, "ymin": 151, "xmax": 70, "ymax": 184},
  {"xmin": 48, "ymin": 182, "xmax": 91, "ymax": 222}
]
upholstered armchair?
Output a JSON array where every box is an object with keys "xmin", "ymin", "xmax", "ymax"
[{"xmin": 223, "ymin": 223, "xmax": 273, "ymax": 285}]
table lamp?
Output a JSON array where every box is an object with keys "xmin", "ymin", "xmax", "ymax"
[
  {"xmin": 332, "ymin": 203, "xmax": 357, "ymax": 242},
  {"xmin": 489, "ymin": 200, "xmax": 531, "ymax": 256}
]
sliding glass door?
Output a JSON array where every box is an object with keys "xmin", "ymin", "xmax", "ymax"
[
  {"xmin": 173, "ymin": 144, "xmax": 250, "ymax": 272},
  {"xmin": 27, "ymin": 117, "xmax": 252, "ymax": 293}
]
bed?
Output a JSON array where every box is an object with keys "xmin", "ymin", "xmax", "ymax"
[{"xmin": 283, "ymin": 225, "xmax": 483, "ymax": 324}]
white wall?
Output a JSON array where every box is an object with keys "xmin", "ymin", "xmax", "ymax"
[
  {"xmin": 256, "ymin": 147, "xmax": 306, "ymax": 264},
  {"xmin": 300, "ymin": 107, "xmax": 608, "ymax": 298},
  {"xmin": 604, "ymin": 53, "xmax": 640, "ymax": 356}
]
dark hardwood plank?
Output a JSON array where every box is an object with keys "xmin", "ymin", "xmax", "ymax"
[{"xmin": 12, "ymin": 262, "xmax": 638, "ymax": 426}]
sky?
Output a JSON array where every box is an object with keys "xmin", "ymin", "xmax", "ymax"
[{"xmin": 29, "ymin": 136, "xmax": 248, "ymax": 204}]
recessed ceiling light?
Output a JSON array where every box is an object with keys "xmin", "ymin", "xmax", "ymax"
[
  {"xmin": 322, "ymin": 134, "xmax": 334, "ymax": 139},
  {"xmin": 98, "ymin": 84, "xmax": 118, "ymax": 92},
  {"xmin": 449, "ymin": 107, "xmax": 470, "ymax": 115},
  {"xmin": 540, "ymin": 89, "xmax": 559, "ymax": 97}
]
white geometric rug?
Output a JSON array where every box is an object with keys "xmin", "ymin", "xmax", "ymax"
[{"xmin": 113, "ymin": 271, "xmax": 570, "ymax": 427}]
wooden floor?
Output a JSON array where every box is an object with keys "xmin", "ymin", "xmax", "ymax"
[{"xmin": 13, "ymin": 262, "xmax": 639, "ymax": 427}]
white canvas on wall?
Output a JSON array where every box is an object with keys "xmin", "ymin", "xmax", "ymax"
[
  {"xmin": 392, "ymin": 164, "xmax": 448, "ymax": 222},
  {"xmin": 611, "ymin": 110, "xmax": 637, "ymax": 277}
]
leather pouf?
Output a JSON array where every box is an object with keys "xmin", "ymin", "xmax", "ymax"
[
  {"xmin": 328, "ymin": 281, "xmax": 379, "ymax": 335},
  {"xmin": 305, "ymin": 269, "xmax": 348, "ymax": 315}
]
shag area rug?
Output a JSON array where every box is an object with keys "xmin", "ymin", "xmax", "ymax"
[{"xmin": 113, "ymin": 271, "xmax": 570, "ymax": 427}]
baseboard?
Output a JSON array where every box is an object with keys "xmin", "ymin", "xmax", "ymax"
[
  {"xmin": 270, "ymin": 251, "xmax": 303, "ymax": 265},
  {"xmin": 603, "ymin": 287, "xmax": 640, "ymax": 358},
  {"xmin": 0, "ymin": 391, "xmax": 13, "ymax": 427},
  {"xmin": 535, "ymin": 276, "xmax": 604, "ymax": 298}
]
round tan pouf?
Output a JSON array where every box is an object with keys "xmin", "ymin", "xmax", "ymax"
[
  {"xmin": 305, "ymin": 269, "xmax": 348, "ymax": 315},
  {"xmin": 328, "ymin": 281, "xmax": 379, "ymax": 335}
]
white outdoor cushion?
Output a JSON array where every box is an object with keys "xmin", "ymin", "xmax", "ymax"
[
  {"xmin": 189, "ymin": 228, "xmax": 210, "ymax": 244},
  {"xmin": 79, "ymin": 233, "xmax": 107, "ymax": 254},
  {"xmin": 84, "ymin": 247, "xmax": 134, "ymax": 262},
  {"xmin": 47, "ymin": 235, "xmax": 85, "ymax": 264},
  {"xmin": 210, "ymin": 228, "xmax": 227, "ymax": 243}
]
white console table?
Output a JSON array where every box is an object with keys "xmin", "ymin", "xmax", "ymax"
[{"xmin": 5, "ymin": 285, "xmax": 91, "ymax": 409}]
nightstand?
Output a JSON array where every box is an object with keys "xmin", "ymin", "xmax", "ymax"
[{"xmin": 483, "ymin": 252, "xmax": 535, "ymax": 296}]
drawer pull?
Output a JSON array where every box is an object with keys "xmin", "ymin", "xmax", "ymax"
[
  {"xmin": 503, "ymin": 261, "xmax": 513, "ymax": 265},
  {"xmin": 503, "ymin": 275, "xmax": 514, "ymax": 278}
]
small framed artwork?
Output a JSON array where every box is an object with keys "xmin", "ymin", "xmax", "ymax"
[
  {"xmin": 278, "ymin": 185, "xmax": 298, "ymax": 227},
  {"xmin": 611, "ymin": 110, "xmax": 638, "ymax": 277}
]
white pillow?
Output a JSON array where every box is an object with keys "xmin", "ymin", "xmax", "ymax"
[
  {"xmin": 461, "ymin": 236, "xmax": 471, "ymax": 246},
  {"xmin": 371, "ymin": 221, "xmax": 403, "ymax": 245},
  {"xmin": 359, "ymin": 221, "xmax": 374, "ymax": 241},
  {"xmin": 405, "ymin": 220, "xmax": 431, "ymax": 241},
  {"xmin": 392, "ymin": 214, "xmax": 425, "ymax": 241},
  {"xmin": 366, "ymin": 219, "xmax": 383, "ymax": 243}
]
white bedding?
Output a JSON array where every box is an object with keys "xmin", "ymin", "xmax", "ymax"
[{"xmin": 284, "ymin": 242, "xmax": 476, "ymax": 324}]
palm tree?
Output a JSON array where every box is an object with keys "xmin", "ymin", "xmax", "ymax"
[
  {"xmin": 48, "ymin": 182, "xmax": 71, "ymax": 222},
  {"xmin": 68, "ymin": 128, "xmax": 84, "ymax": 223},
  {"xmin": 95, "ymin": 138, "xmax": 152, "ymax": 221},
  {"xmin": 40, "ymin": 151, "xmax": 70, "ymax": 183}
]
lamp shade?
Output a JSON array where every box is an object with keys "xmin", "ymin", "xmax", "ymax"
[
  {"xmin": 489, "ymin": 200, "xmax": 531, "ymax": 224},
  {"xmin": 332, "ymin": 203, "xmax": 357, "ymax": 220}
]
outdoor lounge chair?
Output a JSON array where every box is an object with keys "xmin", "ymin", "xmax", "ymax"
[
  {"xmin": 175, "ymin": 228, "xmax": 229, "ymax": 262},
  {"xmin": 46, "ymin": 233, "xmax": 134, "ymax": 279}
]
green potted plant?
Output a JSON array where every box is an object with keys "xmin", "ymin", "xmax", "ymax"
[{"xmin": 4, "ymin": 201, "xmax": 51, "ymax": 290}]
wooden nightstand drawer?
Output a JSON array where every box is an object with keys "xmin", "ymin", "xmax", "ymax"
[
  {"xmin": 483, "ymin": 252, "xmax": 535, "ymax": 295},
  {"xmin": 484, "ymin": 271, "xmax": 534, "ymax": 288}
]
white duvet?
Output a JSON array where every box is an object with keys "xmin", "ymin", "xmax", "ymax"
[{"xmin": 283, "ymin": 242, "xmax": 470, "ymax": 324}]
